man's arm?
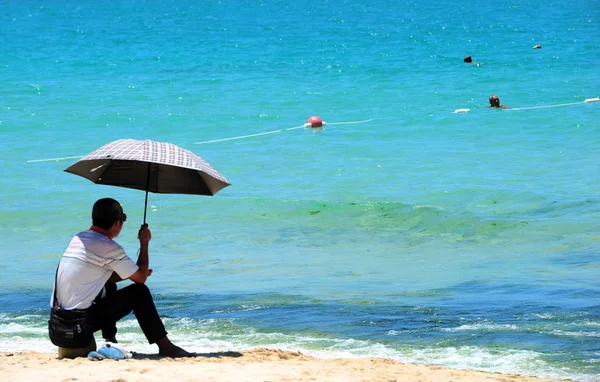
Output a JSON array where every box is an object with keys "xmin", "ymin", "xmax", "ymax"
[{"xmin": 128, "ymin": 224, "xmax": 152, "ymax": 284}]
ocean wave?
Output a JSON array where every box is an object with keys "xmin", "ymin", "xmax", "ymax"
[{"xmin": 440, "ymin": 322, "xmax": 519, "ymax": 332}]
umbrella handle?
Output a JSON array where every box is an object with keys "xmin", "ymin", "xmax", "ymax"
[
  {"xmin": 143, "ymin": 190, "xmax": 149, "ymax": 224},
  {"xmin": 143, "ymin": 163, "xmax": 150, "ymax": 224}
]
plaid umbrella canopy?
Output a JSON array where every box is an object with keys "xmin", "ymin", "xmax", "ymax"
[{"xmin": 65, "ymin": 139, "xmax": 230, "ymax": 223}]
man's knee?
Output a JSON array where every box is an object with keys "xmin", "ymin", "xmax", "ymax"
[{"xmin": 128, "ymin": 282, "xmax": 151, "ymax": 296}]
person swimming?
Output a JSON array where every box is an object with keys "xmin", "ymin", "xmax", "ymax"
[
  {"xmin": 464, "ymin": 55, "xmax": 479, "ymax": 65},
  {"xmin": 489, "ymin": 94, "xmax": 509, "ymax": 109}
]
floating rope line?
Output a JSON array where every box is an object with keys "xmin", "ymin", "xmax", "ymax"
[
  {"xmin": 193, "ymin": 118, "xmax": 374, "ymax": 145},
  {"xmin": 194, "ymin": 129, "xmax": 286, "ymax": 145},
  {"xmin": 327, "ymin": 118, "xmax": 374, "ymax": 126},
  {"xmin": 27, "ymin": 155, "xmax": 84, "ymax": 163},
  {"xmin": 27, "ymin": 118, "xmax": 375, "ymax": 162},
  {"xmin": 508, "ymin": 98, "xmax": 599, "ymax": 111},
  {"xmin": 454, "ymin": 97, "xmax": 599, "ymax": 113}
]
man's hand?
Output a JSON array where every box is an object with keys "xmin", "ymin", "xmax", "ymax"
[
  {"xmin": 138, "ymin": 224, "xmax": 151, "ymax": 245},
  {"xmin": 129, "ymin": 225, "xmax": 152, "ymax": 284}
]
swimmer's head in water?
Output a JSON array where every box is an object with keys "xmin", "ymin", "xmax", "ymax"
[
  {"xmin": 464, "ymin": 55, "xmax": 472, "ymax": 63},
  {"xmin": 489, "ymin": 94, "xmax": 501, "ymax": 107}
]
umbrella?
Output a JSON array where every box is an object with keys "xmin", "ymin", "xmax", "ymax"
[{"xmin": 65, "ymin": 138, "xmax": 230, "ymax": 223}]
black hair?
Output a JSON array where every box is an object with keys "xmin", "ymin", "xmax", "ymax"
[{"xmin": 92, "ymin": 198, "xmax": 125, "ymax": 229}]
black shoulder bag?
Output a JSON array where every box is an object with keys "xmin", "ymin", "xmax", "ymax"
[{"xmin": 48, "ymin": 265, "xmax": 95, "ymax": 348}]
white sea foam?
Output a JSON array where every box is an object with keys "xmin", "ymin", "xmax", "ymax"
[
  {"xmin": 386, "ymin": 329, "xmax": 421, "ymax": 335},
  {"xmin": 549, "ymin": 330, "xmax": 600, "ymax": 338},
  {"xmin": 441, "ymin": 322, "xmax": 518, "ymax": 332},
  {"xmin": 0, "ymin": 323, "xmax": 47, "ymax": 334}
]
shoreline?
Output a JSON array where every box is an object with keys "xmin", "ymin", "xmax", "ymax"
[{"xmin": 0, "ymin": 348, "xmax": 564, "ymax": 382}]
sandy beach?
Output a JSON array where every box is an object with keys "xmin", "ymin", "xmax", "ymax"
[{"xmin": 0, "ymin": 348, "xmax": 563, "ymax": 382}]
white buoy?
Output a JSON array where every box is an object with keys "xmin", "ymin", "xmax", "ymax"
[
  {"xmin": 584, "ymin": 97, "xmax": 600, "ymax": 103},
  {"xmin": 454, "ymin": 108, "xmax": 470, "ymax": 113}
]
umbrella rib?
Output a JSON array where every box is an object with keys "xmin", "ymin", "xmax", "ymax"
[{"xmin": 89, "ymin": 160, "xmax": 112, "ymax": 182}]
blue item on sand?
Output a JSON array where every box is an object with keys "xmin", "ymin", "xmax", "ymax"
[
  {"xmin": 88, "ymin": 342, "xmax": 131, "ymax": 361},
  {"xmin": 87, "ymin": 351, "xmax": 104, "ymax": 361}
]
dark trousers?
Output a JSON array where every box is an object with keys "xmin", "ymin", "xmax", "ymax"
[{"xmin": 86, "ymin": 283, "xmax": 168, "ymax": 344}]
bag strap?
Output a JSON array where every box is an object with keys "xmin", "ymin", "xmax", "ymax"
[{"xmin": 52, "ymin": 263, "xmax": 60, "ymax": 308}]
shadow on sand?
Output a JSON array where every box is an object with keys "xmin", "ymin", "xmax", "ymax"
[{"xmin": 131, "ymin": 350, "xmax": 243, "ymax": 360}]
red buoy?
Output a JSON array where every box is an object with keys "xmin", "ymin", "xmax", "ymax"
[{"xmin": 306, "ymin": 116, "xmax": 323, "ymax": 128}]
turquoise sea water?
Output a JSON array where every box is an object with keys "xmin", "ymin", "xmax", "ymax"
[{"xmin": 1, "ymin": 1, "xmax": 599, "ymax": 380}]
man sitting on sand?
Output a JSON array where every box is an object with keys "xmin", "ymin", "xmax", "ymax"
[
  {"xmin": 489, "ymin": 94, "xmax": 509, "ymax": 109},
  {"xmin": 51, "ymin": 197, "xmax": 192, "ymax": 358}
]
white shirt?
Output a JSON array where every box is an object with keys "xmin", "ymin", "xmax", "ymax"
[{"xmin": 51, "ymin": 230, "xmax": 139, "ymax": 309}]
